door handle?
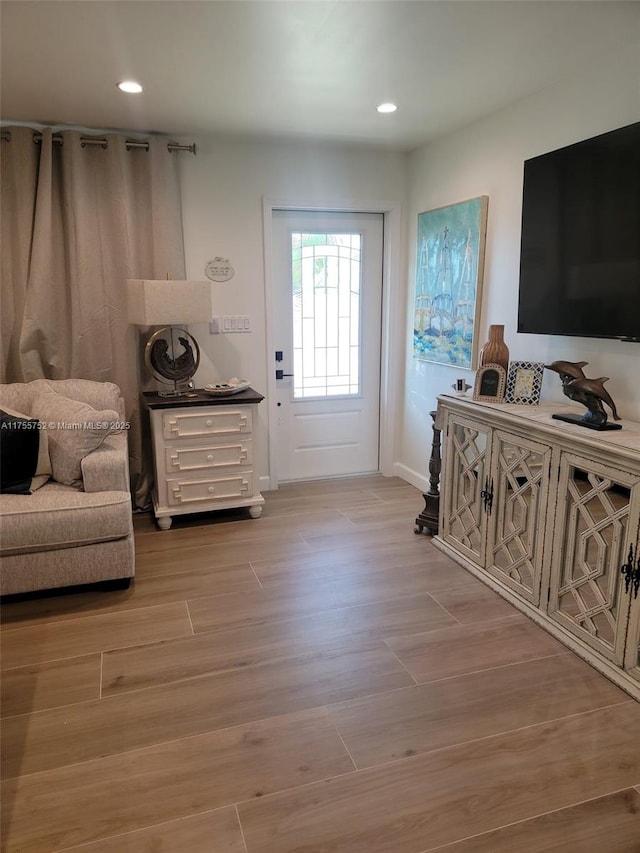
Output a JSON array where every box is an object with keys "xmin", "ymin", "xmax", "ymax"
[
  {"xmin": 481, "ymin": 476, "xmax": 490, "ymax": 512},
  {"xmin": 480, "ymin": 476, "xmax": 494, "ymax": 514},
  {"xmin": 621, "ymin": 543, "xmax": 640, "ymax": 599},
  {"xmin": 275, "ymin": 370, "xmax": 294, "ymax": 380}
]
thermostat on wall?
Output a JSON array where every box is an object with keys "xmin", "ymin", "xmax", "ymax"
[{"xmin": 205, "ymin": 257, "xmax": 234, "ymax": 282}]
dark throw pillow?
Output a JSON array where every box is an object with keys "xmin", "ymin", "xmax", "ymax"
[{"xmin": 0, "ymin": 408, "xmax": 51, "ymax": 494}]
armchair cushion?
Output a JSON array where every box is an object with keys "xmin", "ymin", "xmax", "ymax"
[
  {"xmin": 30, "ymin": 386, "xmax": 120, "ymax": 486},
  {"xmin": 0, "ymin": 482, "xmax": 132, "ymax": 555}
]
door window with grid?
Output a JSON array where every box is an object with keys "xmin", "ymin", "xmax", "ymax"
[{"xmin": 291, "ymin": 231, "xmax": 362, "ymax": 399}]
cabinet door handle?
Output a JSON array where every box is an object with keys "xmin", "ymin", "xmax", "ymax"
[
  {"xmin": 481, "ymin": 476, "xmax": 494, "ymax": 514},
  {"xmin": 620, "ymin": 544, "xmax": 640, "ymax": 598},
  {"xmin": 481, "ymin": 476, "xmax": 489, "ymax": 512}
]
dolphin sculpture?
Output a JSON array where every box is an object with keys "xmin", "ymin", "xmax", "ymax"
[
  {"xmin": 545, "ymin": 361, "xmax": 621, "ymax": 425},
  {"xmin": 564, "ymin": 376, "xmax": 621, "ymax": 422},
  {"xmin": 544, "ymin": 360, "xmax": 588, "ymax": 381}
]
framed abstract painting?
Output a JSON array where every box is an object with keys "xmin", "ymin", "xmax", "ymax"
[{"xmin": 413, "ymin": 196, "xmax": 488, "ymax": 368}]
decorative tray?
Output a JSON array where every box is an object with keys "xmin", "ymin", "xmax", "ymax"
[{"xmin": 203, "ymin": 379, "xmax": 251, "ymax": 397}]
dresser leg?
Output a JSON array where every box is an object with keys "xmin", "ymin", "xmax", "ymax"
[
  {"xmin": 249, "ymin": 505, "xmax": 263, "ymax": 518},
  {"xmin": 157, "ymin": 516, "xmax": 173, "ymax": 530}
]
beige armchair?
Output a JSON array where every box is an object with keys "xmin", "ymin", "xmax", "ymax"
[{"xmin": 0, "ymin": 379, "xmax": 134, "ymax": 595}]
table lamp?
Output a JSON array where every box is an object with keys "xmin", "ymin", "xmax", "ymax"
[{"xmin": 127, "ymin": 279, "xmax": 213, "ymax": 397}]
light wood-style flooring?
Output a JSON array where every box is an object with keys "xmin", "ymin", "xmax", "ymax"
[{"xmin": 2, "ymin": 475, "xmax": 640, "ymax": 852}]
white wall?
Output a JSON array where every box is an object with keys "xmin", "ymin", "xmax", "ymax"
[
  {"xmin": 399, "ymin": 39, "xmax": 640, "ymax": 489},
  {"xmin": 177, "ymin": 40, "xmax": 639, "ymax": 494},
  {"xmin": 178, "ymin": 137, "xmax": 407, "ymax": 485}
]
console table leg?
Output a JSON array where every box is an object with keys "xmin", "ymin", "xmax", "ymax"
[{"xmin": 415, "ymin": 410, "xmax": 441, "ymax": 536}]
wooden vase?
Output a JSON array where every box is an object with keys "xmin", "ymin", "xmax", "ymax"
[{"xmin": 479, "ymin": 324, "xmax": 509, "ymax": 371}]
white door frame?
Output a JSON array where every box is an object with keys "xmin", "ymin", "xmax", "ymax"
[{"xmin": 262, "ymin": 196, "xmax": 403, "ymax": 490}]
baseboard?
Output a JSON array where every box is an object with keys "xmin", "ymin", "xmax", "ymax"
[
  {"xmin": 259, "ymin": 474, "xmax": 275, "ymax": 492},
  {"xmin": 393, "ymin": 462, "xmax": 427, "ymax": 493},
  {"xmin": 261, "ymin": 468, "xmax": 426, "ymax": 493}
]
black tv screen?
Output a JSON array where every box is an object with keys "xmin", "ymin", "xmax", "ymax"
[{"xmin": 518, "ymin": 122, "xmax": 640, "ymax": 341}]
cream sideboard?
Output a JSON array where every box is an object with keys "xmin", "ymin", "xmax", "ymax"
[
  {"xmin": 434, "ymin": 394, "xmax": 640, "ymax": 700},
  {"xmin": 144, "ymin": 389, "xmax": 265, "ymax": 530}
]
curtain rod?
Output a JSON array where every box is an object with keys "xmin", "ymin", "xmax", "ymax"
[{"xmin": 0, "ymin": 130, "xmax": 196, "ymax": 155}]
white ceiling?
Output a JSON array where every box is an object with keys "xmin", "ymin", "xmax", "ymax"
[{"xmin": 2, "ymin": 1, "xmax": 639, "ymax": 152}]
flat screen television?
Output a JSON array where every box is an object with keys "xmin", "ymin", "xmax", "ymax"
[{"xmin": 517, "ymin": 121, "xmax": 640, "ymax": 342}]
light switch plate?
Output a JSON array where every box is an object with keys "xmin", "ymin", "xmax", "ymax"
[{"xmin": 209, "ymin": 315, "xmax": 251, "ymax": 334}]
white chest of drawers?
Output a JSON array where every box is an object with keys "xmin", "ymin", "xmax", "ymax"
[{"xmin": 144, "ymin": 389, "xmax": 265, "ymax": 530}]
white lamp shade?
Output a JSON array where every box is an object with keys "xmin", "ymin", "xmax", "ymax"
[{"xmin": 127, "ymin": 279, "xmax": 212, "ymax": 326}]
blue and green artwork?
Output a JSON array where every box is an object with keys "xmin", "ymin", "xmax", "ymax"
[{"xmin": 413, "ymin": 196, "xmax": 488, "ymax": 368}]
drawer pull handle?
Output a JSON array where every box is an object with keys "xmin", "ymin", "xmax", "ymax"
[
  {"xmin": 207, "ymin": 454, "xmax": 214, "ymax": 461},
  {"xmin": 206, "ymin": 419, "xmax": 213, "ymax": 427},
  {"xmin": 208, "ymin": 486, "xmax": 215, "ymax": 493}
]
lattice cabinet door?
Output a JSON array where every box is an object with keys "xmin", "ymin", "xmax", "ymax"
[
  {"xmin": 484, "ymin": 430, "xmax": 553, "ymax": 605},
  {"xmin": 548, "ymin": 452, "xmax": 640, "ymax": 665},
  {"xmin": 441, "ymin": 414, "xmax": 489, "ymax": 564}
]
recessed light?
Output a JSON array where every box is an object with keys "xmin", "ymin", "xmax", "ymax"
[
  {"xmin": 376, "ymin": 102, "xmax": 397, "ymax": 114},
  {"xmin": 117, "ymin": 81, "xmax": 143, "ymax": 94}
]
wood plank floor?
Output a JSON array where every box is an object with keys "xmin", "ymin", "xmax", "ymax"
[{"xmin": 2, "ymin": 475, "xmax": 639, "ymax": 852}]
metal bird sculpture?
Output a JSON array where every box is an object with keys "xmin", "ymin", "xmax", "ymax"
[
  {"xmin": 150, "ymin": 336, "xmax": 196, "ymax": 382},
  {"xmin": 545, "ymin": 361, "xmax": 621, "ymax": 427}
]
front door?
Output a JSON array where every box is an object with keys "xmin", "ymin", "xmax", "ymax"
[{"xmin": 271, "ymin": 209, "xmax": 383, "ymax": 482}]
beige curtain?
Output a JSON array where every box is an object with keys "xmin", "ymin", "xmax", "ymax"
[{"xmin": 0, "ymin": 126, "xmax": 186, "ymax": 508}]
